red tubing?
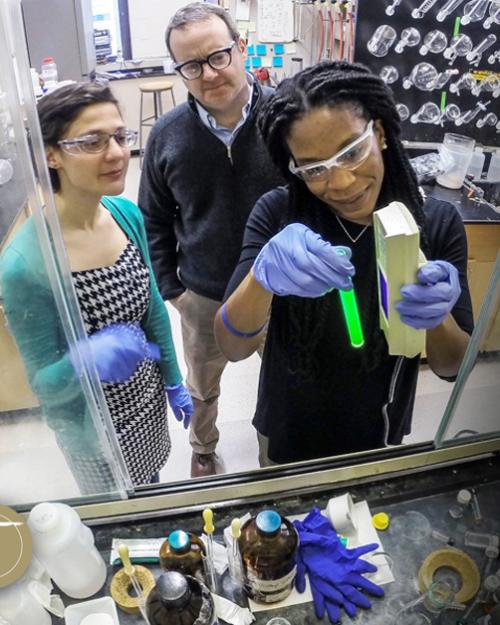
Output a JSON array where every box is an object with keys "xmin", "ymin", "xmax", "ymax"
[
  {"xmin": 328, "ymin": 7, "xmax": 334, "ymax": 60},
  {"xmin": 338, "ymin": 7, "xmax": 344, "ymax": 60},
  {"xmin": 317, "ymin": 6, "xmax": 326, "ymax": 64}
]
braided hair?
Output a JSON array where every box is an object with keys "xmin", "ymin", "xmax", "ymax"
[{"xmin": 258, "ymin": 61, "xmax": 428, "ymax": 378}]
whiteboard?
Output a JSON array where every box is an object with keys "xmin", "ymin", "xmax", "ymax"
[
  {"xmin": 128, "ymin": 0, "xmax": 196, "ymax": 59},
  {"xmin": 257, "ymin": 0, "xmax": 294, "ymax": 43}
]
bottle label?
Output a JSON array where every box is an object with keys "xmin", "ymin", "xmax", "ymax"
[{"xmin": 246, "ymin": 565, "xmax": 296, "ymax": 603}]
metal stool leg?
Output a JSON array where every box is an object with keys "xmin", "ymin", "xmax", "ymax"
[{"xmin": 170, "ymin": 87, "xmax": 176, "ymax": 107}]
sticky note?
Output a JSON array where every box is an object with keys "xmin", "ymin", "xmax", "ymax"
[
  {"xmin": 251, "ymin": 56, "xmax": 262, "ymax": 68},
  {"xmin": 272, "ymin": 56, "xmax": 284, "ymax": 68},
  {"xmin": 247, "ymin": 44, "xmax": 255, "ymax": 56},
  {"xmin": 274, "ymin": 43, "xmax": 285, "ymax": 54},
  {"xmin": 245, "ymin": 58, "xmax": 251, "ymax": 70},
  {"xmin": 256, "ymin": 44, "xmax": 267, "ymax": 56},
  {"xmin": 262, "ymin": 56, "xmax": 273, "ymax": 68}
]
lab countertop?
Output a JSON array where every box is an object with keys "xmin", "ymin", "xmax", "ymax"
[
  {"xmin": 56, "ymin": 454, "xmax": 500, "ymax": 624},
  {"xmin": 425, "ymin": 183, "xmax": 500, "ymax": 223}
]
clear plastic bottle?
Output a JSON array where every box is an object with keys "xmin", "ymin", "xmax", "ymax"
[
  {"xmin": 239, "ymin": 510, "xmax": 298, "ymax": 604},
  {"xmin": 0, "ymin": 577, "xmax": 51, "ymax": 625},
  {"xmin": 27, "ymin": 502, "xmax": 107, "ymax": 599},
  {"xmin": 146, "ymin": 571, "xmax": 217, "ymax": 625},
  {"xmin": 448, "ymin": 489, "xmax": 472, "ymax": 518},
  {"xmin": 486, "ymin": 149, "xmax": 500, "ymax": 182},
  {"xmin": 40, "ymin": 56, "xmax": 58, "ymax": 92},
  {"xmin": 159, "ymin": 530, "xmax": 206, "ymax": 580},
  {"xmin": 467, "ymin": 147, "xmax": 486, "ymax": 180}
]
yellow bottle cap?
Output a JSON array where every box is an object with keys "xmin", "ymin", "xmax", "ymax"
[{"xmin": 372, "ymin": 512, "xmax": 390, "ymax": 530}]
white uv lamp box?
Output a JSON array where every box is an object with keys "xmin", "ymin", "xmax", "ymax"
[{"xmin": 373, "ymin": 201, "xmax": 426, "ymax": 358}]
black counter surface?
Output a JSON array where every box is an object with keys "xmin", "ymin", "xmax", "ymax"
[
  {"xmin": 54, "ymin": 453, "xmax": 500, "ymax": 625},
  {"xmin": 425, "ymin": 184, "xmax": 500, "ymax": 223}
]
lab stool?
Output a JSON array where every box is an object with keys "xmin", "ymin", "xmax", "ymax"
[{"xmin": 139, "ymin": 80, "xmax": 176, "ymax": 166}]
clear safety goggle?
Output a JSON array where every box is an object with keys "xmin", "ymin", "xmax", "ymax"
[
  {"xmin": 288, "ymin": 120, "xmax": 375, "ymax": 182},
  {"xmin": 58, "ymin": 128, "xmax": 138, "ymax": 155}
]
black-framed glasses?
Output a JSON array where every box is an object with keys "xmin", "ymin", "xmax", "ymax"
[
  {"xmin": 174, "ymin": 41, "xmax": 236, "ymax": 80},
  {"xmin": 58, "ymin": 128, "xmax": 138, "ymax": 155}
]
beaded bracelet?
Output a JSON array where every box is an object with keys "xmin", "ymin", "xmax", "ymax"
[{"xmin": 221, "ymin": 303, "xmax": 266, "ymax": 338}]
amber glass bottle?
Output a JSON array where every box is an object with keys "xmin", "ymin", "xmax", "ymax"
[
  {"xmin": 159, "ymin": 530, "xmax": 206, "ymax": 580},
  {"xmin": 146, "ymin": 571, "xmax": 217, "ymax": 625},
  {"xmin": 238, "ymin": 510, "xmax": 298, "ymax": 604}
]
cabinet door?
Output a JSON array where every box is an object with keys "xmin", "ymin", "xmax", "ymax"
[{"xmin": 465, "ymin": 224, "xmax": 500, "ymax": 350}]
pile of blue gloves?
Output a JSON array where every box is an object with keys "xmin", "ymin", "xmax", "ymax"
[
  {"xmin": 293, "ymin": 508, "xmax": 384, "ymax": 623},
  {"xmin": 253, "ymin": 223, "xmax": 461, "ymax": 330},
  {"xmin": 70, "ymin": 323, "xmax": 193, "ymax": 428}
]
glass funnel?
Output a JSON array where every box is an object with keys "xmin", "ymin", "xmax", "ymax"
[
  {"xmin": 395, "ymin": 27, "xmax": 421, "ymax": 53},
  {"xmin": 449, "ymin": 72, "xmax": 476, "ymax": 95},
  {"xmin": 396, "ymin": 103, "xmax": 410, "ymax": 121},
  {"xmin": 380, "ymin": 65, "xmax": 399, "ymax": 84},
  {"xmin": 484, "ymin": 1, "xmax": 500, "ymax": 29},
  {"xmin": 477, "ymin": 112, "xmax": 498, "ymax": 128},
  {"xmin": 411, "ymin": 102, "xmax": 442, "ymax": 124},
  {"xmin": 412, "ymin": 0, "xmax": 440, "ymax": 18},
  {"xmin": 461, "ymin": 0, "xmax": 489, "ymax": 24},
  {"xmin": 437, "ymin": 0, "xmax": 466, "ymax": 22},
  {"xmin": 467, "ymin": 34, "xmax": 497, "ymax": 65},
  {"xmin": 385, "ymin": 0, "xmax": 403, "ymax": 16},
  {"xmin": 403, "ymin": 62, "xmax": 439, "ymax": 90},
  {"xmin": 367, "ymin": 24, "xmax": 397, "ymax": 57},
  {"xmin": 444, "ymin": 34, "xmax": 473, "ymax": 63},
  {"xmin": 419, "ymin": 30, "xmax": 448, "ymax": 55}
]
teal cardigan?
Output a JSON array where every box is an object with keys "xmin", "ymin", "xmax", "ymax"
[{"xmin": 0, "ymin": 196, "xmax": 182, "ymax": 454}]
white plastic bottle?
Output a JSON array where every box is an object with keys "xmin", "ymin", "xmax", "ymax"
[
  {"xmin": 467, "ymin": 147, "xmax": 485, "ymax": 180},
  {"xmin": 40, "ymin": 56, "xmax": 58, "ymax": 92},
  {"xmin": 486, "ymin": 149, "xmax": 500, "ymax": 182},
  {"xmin": 0, "ymin": 578, "xmax": 51, "ymax": 625},
  {"xmin": 27, "ymin": 502, "xmax": 107, "ymax": 599}
]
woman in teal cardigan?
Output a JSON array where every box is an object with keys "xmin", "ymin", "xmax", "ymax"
[{"xmin": 0, "ymin": 83, "xmax": 192, "ymax": 491}]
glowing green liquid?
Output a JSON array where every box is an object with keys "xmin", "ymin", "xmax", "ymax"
[{"xmin": 339, "ymin": 288, "xmax": 364, "ymax": 348}]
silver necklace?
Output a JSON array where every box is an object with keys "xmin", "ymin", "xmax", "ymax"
[{"xmin": 335, "ymin": 215, "xmax": 370, "ymax": 244}]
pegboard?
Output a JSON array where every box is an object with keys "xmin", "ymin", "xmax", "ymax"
[{"xmin": 354, "ymin": 0, "xmax": 500, "ymax": 146}]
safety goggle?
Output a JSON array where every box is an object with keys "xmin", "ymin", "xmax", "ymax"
[
  {"xmin": 58, "ymin": 128, "xmax": 138, "ymax": 155},
  {"xmin": 288, "ymin": 120, "xmax": 375, "ymax": 182}
]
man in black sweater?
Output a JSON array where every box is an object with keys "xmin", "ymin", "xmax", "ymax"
[{"xmin": 138, "ymin": 3, "xmax": 283, "ymax": 477}]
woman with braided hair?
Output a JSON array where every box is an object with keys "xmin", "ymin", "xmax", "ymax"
[{"xmin": 215, "ymin": 61, "xmax": 473, "ymax": 466}]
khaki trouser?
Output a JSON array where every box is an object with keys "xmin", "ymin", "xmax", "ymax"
[{"xmin": 172, "ymin": 290, "xmax": 227, "ymax": 455}]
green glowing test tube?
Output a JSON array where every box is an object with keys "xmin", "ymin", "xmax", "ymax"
[
  {"xmin": 335, "ymin": 247, "xmax": 364, "ymax": 348},
  {"xmin": 339, "ymin": 287, "xmax": 364, "ymax": 348}
]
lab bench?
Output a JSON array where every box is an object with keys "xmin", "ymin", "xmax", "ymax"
[{"xmin": 57, "ymin": 449, "xmax": 500, "ymax": 625}]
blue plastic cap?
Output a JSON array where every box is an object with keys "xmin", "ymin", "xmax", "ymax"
[
  {"xmin": 256, "ymin": 510, "xmax": 281, "ymax": 534},
  {"xmin": 168, "ymin": 529, "xmax": 190, "ymax": 551}
]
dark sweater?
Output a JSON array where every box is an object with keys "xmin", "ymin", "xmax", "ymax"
[{"xmin": 138, "ymin": 83, "xmax": 284, "ymax": 301}]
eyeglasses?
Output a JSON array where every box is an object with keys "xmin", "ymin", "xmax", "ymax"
[
  {"xmin": 58, "ymin": 128, "xmax": 138, "ymax": 155},
  {"xmin": 288, "ymin": 120, "xmax": 375, "ymax": 182},
  {"xmin": 174, "ymin": 41, "xmax": 236, "ymax": 80}
]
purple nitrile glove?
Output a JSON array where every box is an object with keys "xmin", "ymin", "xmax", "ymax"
[
  {"xmin": 396, "ymin": 260, "xmax": 461, "ymax": 330},
  {"xmin": 70, "ymin": 323, "xmax": 160, "ymax": 383},
  {"xmin": 166, "ymin": 383, "xmax": 193, "ymax": 429},
  {"xmin": 252, "ymin": 223, "xmax": 354, "ymax": 297},
  {"xmin": 294, "ymin": 508, "xmax": 384, "ymax": 622}
]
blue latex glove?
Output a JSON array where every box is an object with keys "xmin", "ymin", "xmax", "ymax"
[
  {"xmin": 396, "ymin": 260, "xmax": 461, "ymax": 330},
  {"xmin": 294, "ymin": 508, "xmax": 384, "ymax": 622},
  {"xmin": 71, "ymin": 323, "xmax": 160, "ymax": 383},
  {"xmin": 166, "ymin": 383, "xmax": 193, "ymax": 429},
  {"xmin": 253, "ymin": 223, "xmax": 355, "ymax": 297}
]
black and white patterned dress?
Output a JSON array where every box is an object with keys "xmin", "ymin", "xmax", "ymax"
[{"xmin": 72, "ymin": 240, "xmax": 170, "ymax": 486}]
